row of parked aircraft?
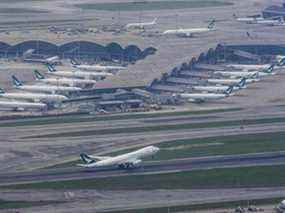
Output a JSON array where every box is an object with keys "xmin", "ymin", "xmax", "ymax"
[
  {"xmin": 125, "ymin": 18, "xmax": 216, "ymax": 37},
  {"xmin": 174, "ymin": 57, "xmax": 285, "ymax": 103},
  {"xmin": 234, "ymin": 14, "xmax": 285, "ymax": 26},
  {"xmin": 0, "ymin": 60, "xmax": 127, "ymax": 111}
]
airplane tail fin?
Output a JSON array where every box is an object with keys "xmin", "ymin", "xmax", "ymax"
[
  {"xmin": 278, "ymin": 57, "xmax": 285, "ymax": 66},
  {"xmin": 0, "ymin": 88, "xmax": 5, "ymax": 94},
  {"xmin": 264, "ymin": 64, "xmax": 274, "ymax": 73},
  {"xmin": 224, "ymin": 85, "xmax": 233, "ymax": 95},
  {"xmin": 70, "ymin": 58, "xmax": 79, "ymax": 66},
  {"xmin": 238, "ymin": 77, "xmax": 246, "ymax": 88},
  {"xmin": 208, "ymin": 19, "xmax": 216, "ymax": 29},
  {"xmin": 34, "ymin": 70, "xmax": 45, "ymax": 80},
  {"xmin": 47, "ymin": 64, "xmax": 56, "ymax": 72},
  {"xmin": 11, "ymin": 75, "xmax": 23, "ymax": 87},
  {"xmin": 153, "ymin": 18, "xmax": 158, "ymax": 24},
  {"xmin": 80, "ymin": 153, "xmax": 96, "ymax": 164}
]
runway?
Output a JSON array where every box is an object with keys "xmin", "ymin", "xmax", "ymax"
[{"xmin": 1, "ymin": 151, "xmax": 285, "ymax": 186}]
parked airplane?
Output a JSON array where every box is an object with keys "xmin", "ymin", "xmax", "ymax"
[
  {"xmin": 256, "ymin": 19, "xmax": 283, "ymax": 26},
  {"xmin": 226, "ymin": 64, "xmax": 272, "ymax": 70},
  {"xmin": 24, "ymin": 55, "xmax": 60, "ymax": 65},
  {"xmin": 214, "ymin": 70, "xmax": 259, "ymax": 79},
  {"xmin": 70, "ymin": 59, "xmax": 126, "ymax": 73},
  {"xmin": 34, "ymin": 70, "xmax": 97, "ymax": 86},
  {"xmin": 125, "ymin": 18, "xmax": 157, "ymax": 29},
  {"xmin": 12, "ymin": 75, "xmax": 82, "ymax": 93},
  {"xmin": 47, "ymin": 64, "xmax": 113, "ymax": 80},
  {"xmin": 0, "ymin": 100, "xmax": 47, "ymax": 111},
  {"xmin": 78, "ymin": 146, "xmax": 160, "ymax": 169},
  {"xmin": 177, "ymin": 92, "xmax": 230, "ymax": 103},
  {"xmin": 226, "ymin": 64, "xmax": 276, "ymax": 76},
  {"xmin": 235, "ymin": 16, "xmax": 264, "ymax": 24},
  {"xmin": 162, "ymin": 19, "xmax": 215, "ymax": 37},
  {"xmin": 0, "ymin": 88, "xmax": 67, "ymax": 102},
  {"xmin": 207, "ymin": 78, "xmax": 246, "ymax": 88},
  {"xmin": 193, "ymin": 85, "xmax": 236, "ymax": 93}
]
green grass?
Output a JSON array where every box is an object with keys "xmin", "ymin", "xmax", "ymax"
[
  {"xmin": 47, "ymin": 131, "xmax": 285, "ymax": 169},
  {"xmin": 110, "ymin": 197, "xmax": 282, "ymax": 213},
  {"xmin": 25, "ymin": 116, "xmax": 285, "ymax": 139},
  {"xmin": 75, "ymin": 1, "xmax": 233, "ymax": 11},
  {"xmin": 110, "ymin": 131, "xmax": 285, "ymax": 160},
  {"xmin": 0, "ymin": 108, "xmax": 241, "ymax": 128},
  {"xmin": 4, "ymin": 165, "xmax": 285, "ymax": 190},
  {"xmin": 0, "ymin": 199, "xmax": 60, "ymax": 210}
]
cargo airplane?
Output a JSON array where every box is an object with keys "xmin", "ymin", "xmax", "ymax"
[{"xmin": 78, "ymin": 146, "xmax": 160, "ymax": 169}]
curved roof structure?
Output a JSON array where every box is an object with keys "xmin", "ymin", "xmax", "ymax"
[{"xmin": 0, "ymin": 40, "xmax": 157, "ymax": 62}]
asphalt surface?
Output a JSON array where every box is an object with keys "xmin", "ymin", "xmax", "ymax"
[{"xmin": 1, "ymin": 151, "xmax": 285, "ymax": 186}]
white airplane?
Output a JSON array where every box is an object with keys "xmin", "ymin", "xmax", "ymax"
[
  {"xmin": 226, "ymin": 63, "xmax": 272, "ymax": 71},
  {"xmin": 47, "ymin": 64, "xmax": 113, "ymax": 80},
  {"xmin": 193, "ymin": 85, "xmax": 237, "ymax": 93},
  {"xmin": 77, "ymin": 146, "xmax": 160, "ymax": 169},
  {"xmin": 207, "ymin": 78, "xmax": 247, "ymax": 88},
  {"xmin": 177, "ymin": 92, "xmax": 230, "ymax": 103},
  {"xmin": 34, "ymin": 70, "xmax": 97, "ymax": 86},
  {"xmin": 125, "ymin": 18, "xmax": 157, "ymax": 29},
  {"xmin": 24, "ymin": 55, "xmax": 60, "ymax": 65},
  {"xmin": 70, "ymin": 59, "xmax": 126, "ymax": 73},
  {"xmin": 162, "ymin": 19, "xmax": 215, "ymax": 37},
  {"xmin": 256, "ymin": 19, "xmax": 283, "ymax": 26},
  {"xmin": 235, "ymin": 16, "xmax": 264, "ymax": 24},
  {"xmin": 12, "ymin": 75, "xmax": 82, "ymax": 93},
  {"xmin": 0, "ymin": 100, "xmax": 47, "ymax": 111},
  {"xmin": 214, "ymin": 70, "xmax": 259, "ymax": 79},
  {"xmin": 0, "ymin": 88, "xmax": 67, "ymax": 102},
  {"xmin": 276, "ymin": 200, "xmax": 285, "ymax": 212}
]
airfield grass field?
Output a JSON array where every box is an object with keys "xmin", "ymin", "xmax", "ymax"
[
  {"xmin": 75, "ymin": 1, "xmax": 233, "ymax": 11},
  {"xmin": 111, "ymin": 131, "xmax": 285, "ymax": 160},
  {"xmin": 0, "ymin": 108, "xmax": 241, "ymax": 127},
  {"xmin": 48, "ymin": 131, "xmax": 285, "ymax": 168},
  {"xmin": 26, "ymin": 116, "xmax": 285, "ymax": 139},
  {"xmin": 4, "ymin": 165, "xmax": 285, "ymax": 190},
  {"xmin": 110, "ymin": 197, "xmax": 282, "ymax": 213},
  {"xmin": 0, "ymin": 199, "xmax": 60, "ymax": 210}
]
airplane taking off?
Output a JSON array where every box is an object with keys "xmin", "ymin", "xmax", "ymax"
[
  {"xmin": 70, "ymin": 59, "xmax": 126, "ymax": 73},
  {"xmin": 125, "ymin": 18, "xmax": 157, "ymax": 29},
  {"xmin": 0, "ymin": 88, "xmax": 67, "ymax": 102},
  {"xmin": 34, "ymin": 70, "xmax": 97, "ymax": 86},
  {"xmin": 78, "ymin": 146, "xmax": 160, "ymax": 169},
  {"xmin": 162, "ymin": 19, "xmax": 215, "ymax": 37},
  {"xmin": 12, "ymin": 75, "xmax": 82, "ymax": 93},
  {"xmin": 0, "ymin": 100, "xmax": 47, "ymax": 110},
  {"xmin": 47, "ymin": 64, "xmax": 113, "ymax": 80}
]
